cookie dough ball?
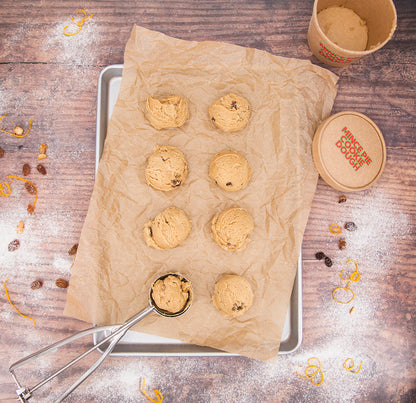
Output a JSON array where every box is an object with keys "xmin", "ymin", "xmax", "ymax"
[
  {"xmin": 212, "ymin": 274, "xmax": 253, "ymax": 317},
  {"xmin": 209, "ymin": 93, "xmax": 251, "ymax": 133},
  {"xmin": 145, "ymin": 145, "xmax": 188, "ymax": 191},
  {"xmin": 146, "ymin": 95, "xmax": 189, "ymax": 130},
  {"xmin": 151, "ymin": 274, "xmax": 192, "ymax": 314},
  {"xmin": 318, "ymin": 7, "xmax": 368, "ymax": 51},
  {"xmin": 209, "ymin": 150, "xmax": 252, "ymax": 192},
  {"xmin": 144, "ymin": 207, "xmax": 192, "ymax": 250},
  {"xmin": 211, "ymin": 206, "xmax": 254, "ymax": 251}
]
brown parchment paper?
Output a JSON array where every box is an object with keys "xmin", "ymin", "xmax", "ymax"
[{"xmin": 64, "ymin": 25, "xmax": 338, "ymax": 362}]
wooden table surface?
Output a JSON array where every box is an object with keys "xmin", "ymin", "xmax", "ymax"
[{"xmin": 1, "ymin": 1, "xmax": 415, "ymax": 402}]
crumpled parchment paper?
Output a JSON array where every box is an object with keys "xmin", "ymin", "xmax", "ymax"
[{"xmin": 64, "ymin": 25, "xmax": 338, "ymax": 362}]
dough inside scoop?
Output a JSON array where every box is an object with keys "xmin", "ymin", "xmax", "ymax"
[{"xmin": 151, "ymin": 274, "xmax": 192, "ymax": 314}]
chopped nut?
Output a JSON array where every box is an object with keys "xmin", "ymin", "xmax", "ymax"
[
  {"xmin": 37, "ymin": 153, "xmax": 47, "ymax": 160},
  {"xmin": 55, "ymin": 278, "xmax": 68, "ymax": 288},
  {"xmin": 39, "ymin": 143, "xmax": 47, "ymax": 154},
  {"xmin": 338, "ymin": 238, "xmax": 347, "ymax": 250},
  {"xmin": 16, "ymin": 221, "xmax": 24, "ymax": 234},
  {"xmin": 31, "ymin": 280, "xmax": 43, "ymax": 290},
  {"xmin": 68, "ymin": 243, "xmax": 78, "ymax": 256},
  {"xmin": 13, "ymin": 126, "xmax": 24, "ymax": 135},
  {"xmin": 8, "ymin": 239, "xmax": 20, "ymax": 252},
  {"xmin": 0, "ymin": 147, "xmax": 4, "ymax": 158},
  {"xmin": 22, "ymin": 163, "xmax": 31, "ymax": 176}
]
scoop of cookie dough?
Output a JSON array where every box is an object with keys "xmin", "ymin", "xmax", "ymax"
[
  {"xmin": 145, "ymin": 145, "xmax": 188, "ymax": 192},
  {"xmin": 211, "ymin": 206, "xmax": 254, "ymax": 251},
  {"xmin": 318, "ymin": 6, "xmax": 368, "ymax": 51},
  {"xmin": 144, "ymin": 207, "xmax": 192, "ymax": 250},
  {"xmin": 209, "ymin": 93, "xmax": 251, "ymax": 133},
  {"xmin": 151, "ymin": 274, "xmax": 192, "ymax": 314},
  {"xmin": 209, "ymin": 150, "xmax": 252, "ymax": 192},
  {"xmin": 146, "ymin": 95, "xmax": 189, "ymax": 130},
  {"xmin": 212, "ymin": 274, "xmax": 253, "ymax": 317}
]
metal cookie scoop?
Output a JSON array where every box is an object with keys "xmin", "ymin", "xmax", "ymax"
[{"xmin": 9, "ymin": 272, "xmax": 192, "ymax": 402}]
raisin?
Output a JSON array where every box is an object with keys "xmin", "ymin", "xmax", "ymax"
[
  {"xmin": 211, "ymin": 117, "xmax": 216, "ymax": 122},
  {"xmin": 149, "ymin": 227, "xmax": 153, "ymax": 237},
  {"xmin": 22, "ymin": 163, "xmax": 31, "ymax": 176},
  {"xmin": 37, "ymin": 164, "xmax": 47, "ymax": 175},
  {"xmin": 231, "ymin": 101, "xmax": 237, "ymax": 110},
  {"xmin": 68, "ymin": 243, "xmax": 78, "ymax": 256},
  {"xmin": 171, "ymin": 179, "xmax": 181, "ymax": 187},
  {"xmin": 27, "ymin": 204, "xmax": 35, "ymax": 214},
  {"xmin": 324, "ymin": 256, "xmax": 333, "ymax": 267},
  {"xmin": 338, "ymin": 238, "xmax": 347, "ymax": 250},
  {"xmin": 0, "ymin": 147, "xmax": 4, "ymax": 158},
  {"xmin": 24, "ymin": 182, "xmax": 36, "ymax": 195},
  {"xmin": 232, "ymin": 303, "xmax": 244, "ymax": 311},
  {"xmin": 315, "ymin": 251, "xmax": 325, "ymax": 260},
  {"xmin": 55, "ymin": 278, "xmax": 68, "ymax": 288},
  {"xmin": 344, "ymin": 222, "xmax": 357, "ymax": 231},
  {"xmin": 226, "ymin": 182, "xmax": 232, "ymax": 186},
  {"xmin": 338, "ymin": 195, "xmax": 347, "ymax": 203},
  {"xmin": 31, "ymin": 280, "xmax": 43, "ymax": 290},
  {"xmin": 8, "ymin": 239, "xmax": 20, "ymax": 252},
  {"xmin": 18, "ymin": 145, "xmax": 23, "ymax": 150}
]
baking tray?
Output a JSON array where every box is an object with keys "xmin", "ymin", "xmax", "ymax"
[{"xmin": 93, "ymin": 64, "xmax": 302, "ymax": 355}]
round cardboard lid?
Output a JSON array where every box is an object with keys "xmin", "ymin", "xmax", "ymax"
[{"xmin": 312, "ymin": 111, "xmax": 386, "ymax": 192}]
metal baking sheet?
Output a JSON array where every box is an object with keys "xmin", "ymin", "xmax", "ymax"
[{"xmin": 93, "ymin": 64, "xmax": 302, "ymax": 355}]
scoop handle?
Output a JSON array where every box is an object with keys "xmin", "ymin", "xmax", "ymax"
[{"xmin": 9, "ymin": 305, "xmax": 155, "ymax": 402}]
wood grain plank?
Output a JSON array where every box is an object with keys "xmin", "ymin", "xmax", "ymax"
[{"xmin": 0, "ymin": 0, "xmax": 415, "ymax": 401}]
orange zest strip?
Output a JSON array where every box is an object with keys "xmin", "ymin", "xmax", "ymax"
[
  {"xmin": 63, "ymin": 24, "xmax": 82, "ymax": 36},
  {"xmin": 296, "ymin": 357, "xmax": 324, "ymax": 386},
  {"xmin": 343, "ymin": 358, "xmax": 362, "ymax": 374},
  {"xmin": 141, "ymin": 377, "xmax": 163, "ymax": 403},
  {"xmin": 340, "ymin": 269, "xmax": 361, "ymax": 282},
  {"xmin": 329, "ymin": 223, "xmax": 342, "ymax": 234},
  {"xmin": 340, "ymin": 259, "xmax": 361, "ymax": 282},
  {"xmin": 63, "ymin": 9, "xmax": 94, "ymax": 36},
  {"xmin": 332, "ymin": 281, "xmax": 355, "ymax": 304},
  {"xmin": 0, "ymin": 114, "xmax": 33, "ymax": 138},
  {"xmin": 310, "ymin": 370, "xmax": 324, "ymax": 386},
  {"xmin": 0, "ymin": 181, "xmax": 11, "ymax": 197},
  {"xmin": 4, "ymin": 279, "xmax": 36, "ymax": 325}
]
